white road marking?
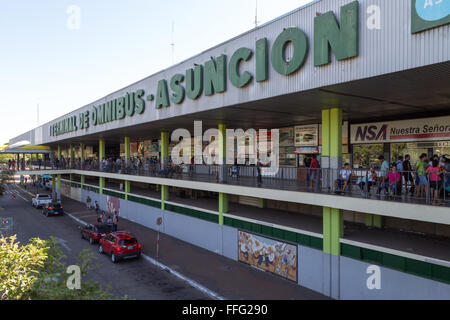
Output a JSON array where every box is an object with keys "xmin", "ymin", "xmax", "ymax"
[{"xmin": 53, "ymin": 236, "xmax": 71, "ymax": 252}]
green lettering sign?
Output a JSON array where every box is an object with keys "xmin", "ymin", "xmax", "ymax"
[
  {"xmin": 314, "ymin": 1, "xmax": 359, "ymax": 66},
  {"xmin": 271, "ymin": 28, "xmax": 309, "ymax": 75},
  {"xmin": 229, "ymin": 48, "xmax": 253, "ymax": 88}
]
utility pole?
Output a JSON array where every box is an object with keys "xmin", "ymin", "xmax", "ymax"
[
  {"xmin": 170, "ymin": 21, "xmax": 175, "ymax": 65},
  {"xmin": 254, "ymin": 0, "xmax": 260, "ymax": 28}
]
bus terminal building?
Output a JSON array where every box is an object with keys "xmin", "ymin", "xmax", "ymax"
[{"xmin": 7, "ymin": 0, "xmax": 450, "ymax": 299}]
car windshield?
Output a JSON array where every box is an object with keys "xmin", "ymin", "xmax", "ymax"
[
  {"xmin": 38, "ymin": 195, "xmax": 51, "ymax": 198},
  {"xmin": 119, "ymin": 238, "xmax": 137, "ymax": 245}
]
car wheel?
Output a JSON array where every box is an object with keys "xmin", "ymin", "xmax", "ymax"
[
  {"xmin": 136, "ymin": 252, "xmax": 141, "ymax": 259},
  {"xmin": 98, "ymin": 244, "xmax": 104, "ymax": 254},
  {"xmin": 81, "ymin": 232, "xmax": 84, "ymax": 239},
  {"xmin": 111, "ymin": 253, "xmax": 118, "ymax": 263},
  {"xmin": 89, "ymin": 237, "xmax": 93, "ymax": 245}
]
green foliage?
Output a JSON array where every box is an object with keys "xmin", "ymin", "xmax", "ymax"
[
  {"xmin": 0, "ymin": 235, "xmax": 120, "ymax": 300},
  {"xmin": 0, "ymin": 235, "xmax": 49, "ymax": 300}
]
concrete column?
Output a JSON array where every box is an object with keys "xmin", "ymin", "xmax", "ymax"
[
  {"xmin": 99, "ymin": 138, "xmax": 105, "ymax": 193},
  {"xmin": 51, "ymin": 174, "xmax": 56, "ymax": 201},
  {"xmin": 80, "ymin": 143, "xmax": 85, "ymax": 167},
  {"xmin": 69, "ymin": 144, "xmax": 74, "ymax": 168},
  {"xmin": 56, "ymin": 174, "xmax": 61, "ymax": 202},
  {"xmin": 321, "ymin": 107, "xmax": 343, "ymax": 300}
]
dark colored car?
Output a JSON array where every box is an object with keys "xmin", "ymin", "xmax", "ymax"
[
  {"xmin": 80, "ymin": 224, "xmax": 113, "ymax": 245},
  {"xmin": 98, "ymin": 231, "xmax": 141, "ymax": 263},
  {"xmin": 42, "ymin": 203, "xmax": 64, "ymax": 217}
]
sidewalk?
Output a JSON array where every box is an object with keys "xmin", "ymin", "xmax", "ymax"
[{"xmin": 59, "ymin": 194, "xmax": 328, "ymax": 300}]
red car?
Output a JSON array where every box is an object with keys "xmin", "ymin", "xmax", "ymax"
[
  {"xmin": 98, "ymin": 231, "xmax": 141, "ymax": 263},
  {"xmin": 80, "ymin": 224, "xmax": 113, "ymax": 245}
]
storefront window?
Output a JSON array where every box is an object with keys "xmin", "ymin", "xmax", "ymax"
[
  {"xmin": 391, "ymin": 143, "xmax": 427, "ymax": 164},
  {"xmin": 391, "ymin": 142, "xmax": 450, "ymax": 164},
  {"xmin": 352, "ymin": 144, "xmax": 383, "ymax": 169}
]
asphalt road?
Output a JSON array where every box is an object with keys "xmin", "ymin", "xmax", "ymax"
[{"xmin": 0, "ymin": 183, "xmax": 209, "ymax": 300}]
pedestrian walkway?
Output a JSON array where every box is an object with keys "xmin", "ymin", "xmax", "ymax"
[{"xmin": 55, "ymin": 192, "xmax": 328, "ymax": 300}]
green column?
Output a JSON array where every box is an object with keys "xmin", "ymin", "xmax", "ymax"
[
  {"xmin": 218, "ymin": 193, "xmax": 228, "ymax": 225},
  {"xmin": 125, "ymin": 180, "xmax": 130, "ymax": 200},
  {"xmin": 322, "ymin": 108, "xmax": 343, "ymax": 256},
  {"xmin": 160, "ymin": 132, "xmax": 169, "ymax": 168},
  {"xmin": 258, "ymin": 198, "xmax": 265, "ymax": 209},
  {"xmin": 81, "ymin": 175, "xmax": 85, "ymax": 189},
  {"xmin": 161, "ymin": 185, "xmax": 169, "ymax": 210},
  {"xmin": 218, "ymin": 123, "xmax": 229, "ymax": 224},
  {"xmin": 99, "ymin": 177, "xmax": 105, "ymax": 194},
  {"xmin": 160, "ymin": 132, "xmax": 169, "ymax": 210},
  {"xmin": 124, "ymin": 136, "xmax": 130, "ymax": 166},
  {"xmin": 99, "ymin": 139, "xmax": 105, "ymax": 160},
  {"xmin": 57, "ymin": 146, "xmax": 62, "ymax": 160}
]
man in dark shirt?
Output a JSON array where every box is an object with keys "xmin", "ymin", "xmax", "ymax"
[
  {"xmin": 310, "ymin": 154, "xmax": 320, "ymax": 191},
  {"xmin": 403, "ymin": 154, "xmax": 415, "ymax": 195}
]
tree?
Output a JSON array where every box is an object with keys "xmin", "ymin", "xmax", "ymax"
[
  {"xmin": 0, "ymin": 235, "xmax": 120, "ymax": 300},
  {"xmin": 0, "ymin": 235, "xmax": 48, "ymax": 300}
]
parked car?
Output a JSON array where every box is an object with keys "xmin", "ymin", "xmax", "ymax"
[
  {"xmin": 98, "ymin": 231, "xmax": 141, "ymax": 263},
  {"xmin": 42, "ymin": 203, "xmax": 64, "ymax": 217},
  {"xmin": 80, "ymin": 224, "xmax": 113, "ymax": 245},
  {"xmin": 32, "ymin": 194, "xmax": 52, "ymax": 208}
]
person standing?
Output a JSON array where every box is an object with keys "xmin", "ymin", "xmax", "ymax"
[
  {"xmin": 309, "ymin": 154, "xmax": 320, "ymax": 192},
  {"xmin": 403, "ymin": 154, "xmax": 415, "ymax": 195},
  {"xmin": 377, "ymin": 155, "xmax": 390, "ymax": 195},
  {"xmin": 427, "ymin": 158, "xmax": 443, "ymax": 206},
  {"xmin": 112, "ymin": 211, "xmax": 119, "ymax": 232},
  {"xmin": 415, "ymin": 153, "xmax": 428, "ymax": 199}
]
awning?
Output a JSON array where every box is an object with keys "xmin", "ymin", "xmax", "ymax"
[{"xmin": 0, "ymin": 144, "xmax": 52, "ymax": 154}]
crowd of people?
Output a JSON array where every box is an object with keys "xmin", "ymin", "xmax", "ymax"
[{"xmin": 335, "ymin": 154, "xmax": 450, "ymax": 206}]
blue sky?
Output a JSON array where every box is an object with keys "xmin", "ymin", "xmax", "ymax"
[{"xmin": 0, "ymin": 0, "xmax": 313, "ymax": 144}]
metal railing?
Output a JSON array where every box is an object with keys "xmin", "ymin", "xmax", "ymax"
[{"xmin": 16, "ymin": 160, "xmax": 450, "ymax": 207}]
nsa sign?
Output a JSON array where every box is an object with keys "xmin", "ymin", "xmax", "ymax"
[{"xmin": 411, "ymin": 0, "xmax": 450, "ymax": 33}]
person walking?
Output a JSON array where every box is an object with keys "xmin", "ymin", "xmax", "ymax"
[{"xmin": 112, "ymin": 211, "xmax": 119, "ymax": 232}]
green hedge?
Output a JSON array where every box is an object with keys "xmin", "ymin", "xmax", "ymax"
[{"xmin": 341, "ymin": 243, "xmax": 450, "ymax": 285}]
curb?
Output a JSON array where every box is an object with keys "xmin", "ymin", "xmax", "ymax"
[{"xmin": 64, "ymin": 211, "xmax": 224, "ymax": 300}]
